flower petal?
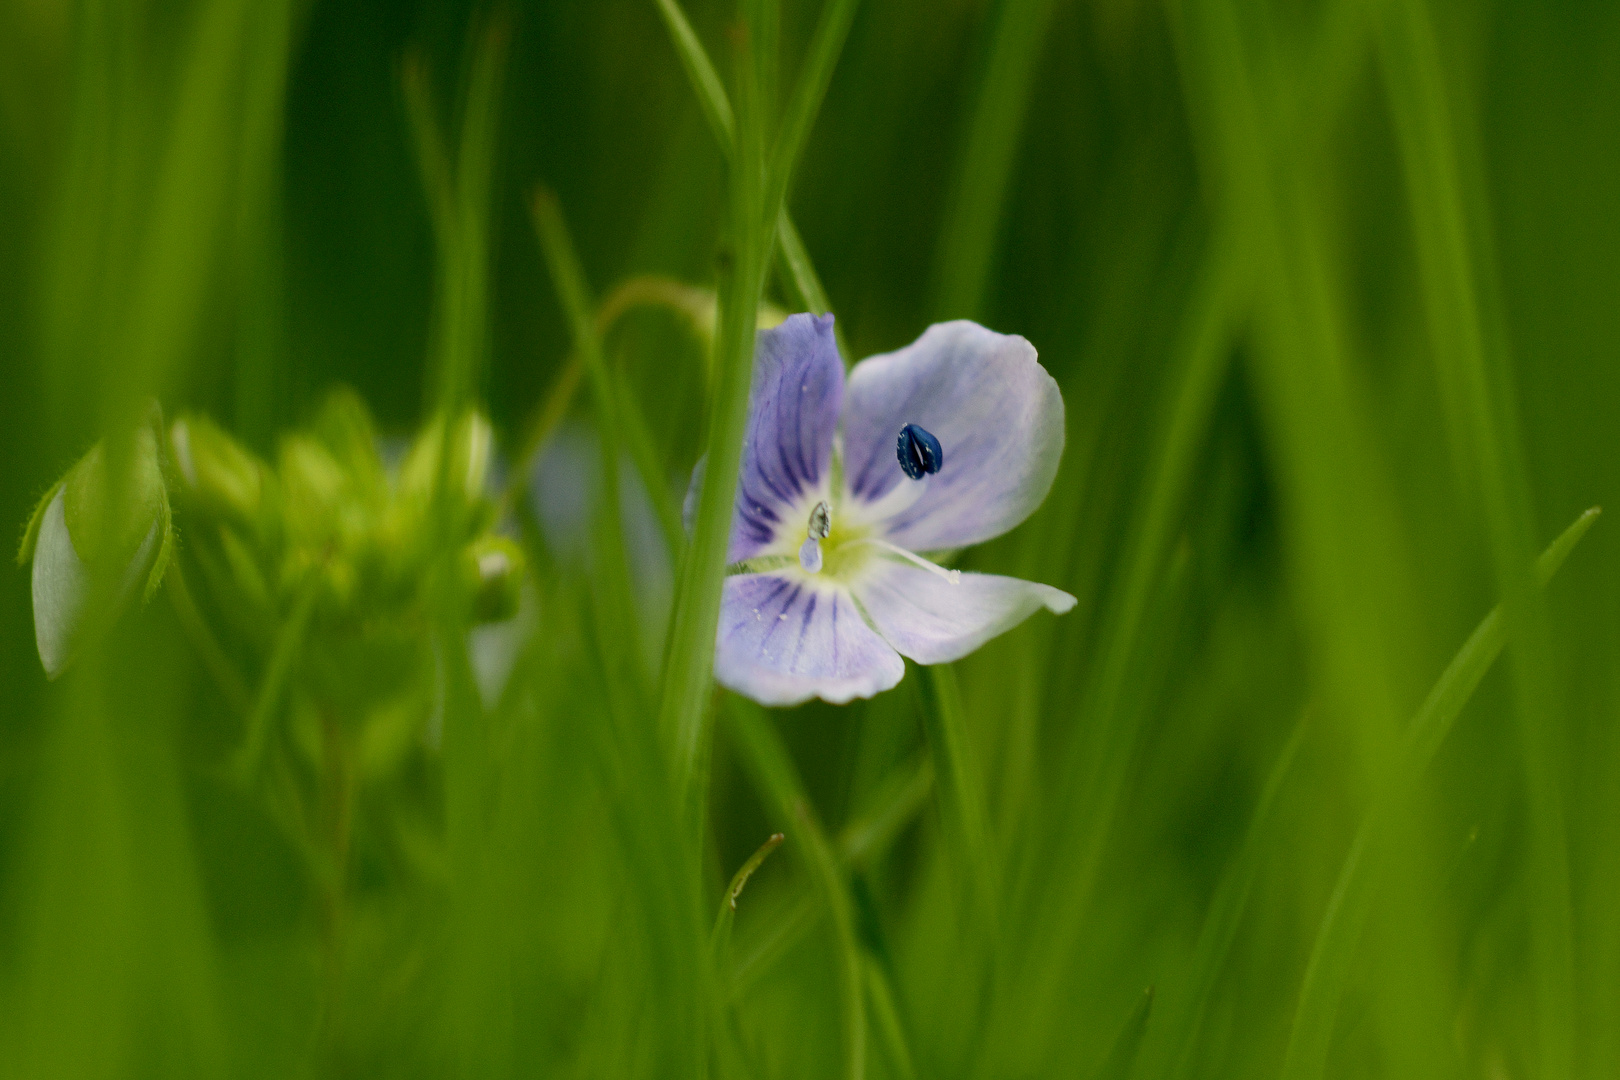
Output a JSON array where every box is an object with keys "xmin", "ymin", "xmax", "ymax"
[
  {"xmin": 840, "ymin": 321, "xmax": 1064, "ymax": 551},
  {"xmin": 852, "ymin": 560, "xmax": 1076, "ymax": 665},
  {"xmin": 714, "ymin": 313, "xmax": 845, "ymax": 562},
  {"xmin": 716, "ymin": 573, "xmax": 904, "ymax": 706}
]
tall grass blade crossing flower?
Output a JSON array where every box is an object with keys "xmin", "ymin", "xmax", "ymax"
[{"xmin": 692, "ymin": 313, "xmax": 1075, "ymax": 705}]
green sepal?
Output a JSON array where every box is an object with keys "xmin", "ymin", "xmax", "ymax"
[
  {"xmin": 142, "ymin": 487, "xmax": 176, "ymax": 605},
  {"xmin": 61, "ymin": 428, "xmax": 166, "ymax": 569},
  {"xmin": 17, "ymin": 478, "xmax": 64, "ymax": 567}
]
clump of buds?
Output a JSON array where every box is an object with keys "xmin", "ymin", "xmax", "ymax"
[{"xmin": 19, "ymin": 389, "xmax": 527, "ymax": 788}]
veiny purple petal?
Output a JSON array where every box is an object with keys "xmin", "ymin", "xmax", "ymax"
[
  {"xmin": 852, "ymin": 560, "xmax": 1076, "ymax": 665},
  {"xmin": 716, "ymin": 573, "xmax": 904, "ymax": 706},
  {"xmin": 841, "ymin": 321, "xmax": 1064, "ymax": 551},
  {"xmin": 699, "ymin": 312, "xmax": 844, "ymax": 563}
]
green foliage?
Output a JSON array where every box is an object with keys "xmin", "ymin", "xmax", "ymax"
[{"xmin": 3, "ymin": 1, "xmax": 1620, "ymax": 1079}]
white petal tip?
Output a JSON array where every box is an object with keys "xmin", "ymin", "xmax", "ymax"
[{"xmin": 1043, "ymin": 587, "xmax": 1078, "ymax": 614}]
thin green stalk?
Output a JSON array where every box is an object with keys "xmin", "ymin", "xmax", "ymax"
[
  {"xmin": 403, "ymin": 24, "xmax": 508, "ymax": 417},
  {"xmin": 839, "ymin": 755, "xmax": 935, "ymax": 866},
  {"xmin": 233, "ymin": 581, "xmax": 317, "ymax": 783},
  {"xmin": 532, "ymin": 189, "xmax": 647, "ymax": 693},
  {"xmin": 230, "ymin": 0, "xmax": 295, "ymax": 450},
  {"xmin": 711, "ymin": 831, "xmax": 785, "ymax": 961},
  {"xmin": 440, "ymin": 21, "xmax": 506, "ymax": 414},
  {"xmin": 651, "ymin": 0, "xmax": 853, "ymax": 353},
  {"xmin": 500, "ymin": 274, "xmax": 716, "ymax": 520},
  {"xmin": 165, "ymin": 561, "xmax": 250, "ymax": 715},
  {"xmin": 663, "ymin": 0, "xmax": 861, "ymax": 797},
  {"xmin": 726, "ymin": 697, "xmax": 867, "ymax": 1080},
  {"xmin": 762, "ymin": 0, "xmax": 862, "ymax": 223},
  {"xmin": 116, "ymin": 0, "xmax": 258, "ymax": 421},
  {"xmin": 1279, "ymin": 507, "xmax": 1599, "ymax": 1080},
  {"xmin": 613, "ymin": 365, "xmax": 687, "ymax": 563},
  {"xmin": 776, "ymin": 210, "xmax": 832, "ymax": 314},
  {"xmin": 777, "ymin": 209, "xmax": 854, "ymax": 365},
  {"xmin": 1007, "ymin": 240, "xmax": 1241, "ymax": 1036},
  {"xmin": 660, "ymin": 16, "xmax": 771, "ymax": 796},
  {"xmin": 730, "ymin": 755, "xmax": 933, "ymax": 994},
  {"xmin": 865, "ymin": 954, "xmax": 918, "ymax": 1080},
  {"xmin": 652, "ymin": 0, "xmax": 736, "ymax": 159}
]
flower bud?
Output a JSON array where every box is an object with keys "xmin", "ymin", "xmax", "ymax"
[
  {"xmin": 169, "ymin": 414, "xmax": 268, "ymax": 526},
  {"xmin": 459, "ymin": 535, "xmax": 526, "ymax": 624},
  {"xmin": 398, "ymin": 410, "xmax": 497, "ymax": 523},
  {"xmin": 17, "ymin": 424, "xmax": 172, "ymax": 677}
]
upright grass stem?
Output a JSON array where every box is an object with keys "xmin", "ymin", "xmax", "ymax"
[
  {"xmin": 651, "ymin": 0, "xmax": 855, "ymax": 367},
  {"xmin": 660, "ymin": 0, "xmax": 862, "ymax": 799},
  {"xmin": 661, "ymin": 23, "xmax": 770, "ymax": 798}
]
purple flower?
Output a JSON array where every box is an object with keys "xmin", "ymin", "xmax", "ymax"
[{"xmin": 692, "ymin": 313, "xmax": 1075, "ymax": 706}]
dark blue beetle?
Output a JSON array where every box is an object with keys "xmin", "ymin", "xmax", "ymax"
[{"xmin": 896, "ymin": 423, "xmax": 943, "ymax": 480}]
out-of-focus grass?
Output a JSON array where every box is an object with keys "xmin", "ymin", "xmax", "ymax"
[{"xmin": 2, "ymin": 1, "xmax": 1620, "ymax": 1078}]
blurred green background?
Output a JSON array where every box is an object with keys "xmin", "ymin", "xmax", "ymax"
[{"xmin": 2, "ymin": 0, "xmax": 1619, "ymax": 1077}]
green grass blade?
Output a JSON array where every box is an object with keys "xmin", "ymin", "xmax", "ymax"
[
  {"xmin": 1006, "ymin": 242, "xmax": 1240, "ymax": 1035},
  {"xmin": 1095, "ymin": 987, "xmax": 1154, "ymax": 1080},
  {"xmin": 763, "ymin": 0, "xmax": 862, "ymax": 221},
  {"xmin": 651, "ymin": 0, "xmax": 852, "ymax": 353},
  {"xmin": 776, "ymin": 209, "xmax": 853, "ymax": 364},
  {"xmin": 532, "ymin": 188, "xmax": 647, "ymax": 689},
  {"xmin": 726, "ymin": 696, "xmax": 868, "ymax": 1080},
  {"xmin": 232, "ymin": 582, "xmax": 316, "ymax": 782},
  {"xmin": 711, "ymin": 830, "xmax": 785, "ymax": 961},
  {"xmin": 931, "ymin": 0, "xmax": 1060, "ymax": 320},
  {"xmin": 612, "ymin": 366, "xmax": 688, "ymax": 562},
  {"xmin": 164, "ymin": 562, "xmax": 250, "ymax": 715},
  {"xmin": 663, "ymin": 0, "xmax": 856, "ymax": 795},
  {"xmin": 660, "ymin": 10, "xmax": 771, "ymax": 796},
  {"xmin": 441, "ymin": 21, "xmax": 507, "ymax": 414},
  {"xmin": 1279, "ymin": 506, "xmax": 1599, "ymax": 1080},
  {"xmin": 866, "ymin": 953, "xmax": 919, "ymax": 1080},
  {"xmin": 1139, "ymin": 708, "xmax": 1310, "ymax": 1080},
  {"xmin": 917, "ymin": 663, "xmax": 1000, "ymax": 939},
  {"xmin": 729, "ymin": 756, "xmax": 934, "ymax": 994},
  {"xmin": 1376, "ymin": 6, "xmax": 1577, "ymax": 1076},
  {"xmin": 652, "ymin": 0, "xmax": 736, "ymax": 158}
]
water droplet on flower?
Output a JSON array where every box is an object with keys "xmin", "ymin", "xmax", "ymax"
[
  {"xmin": 799, "ymin": 536, "xmax": 824, "ymax": 574},
  {"xmin": 896, "ymin": 423, "xmax": 943, "ymax": 480}
]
